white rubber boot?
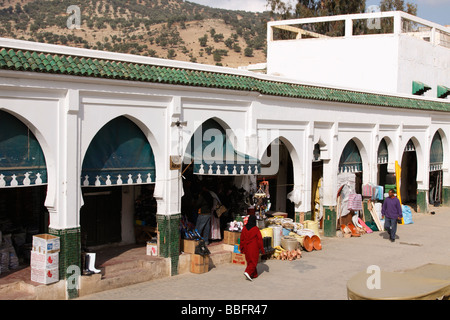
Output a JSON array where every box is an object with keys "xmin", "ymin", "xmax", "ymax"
[{"xmin": 86, "ymin": 253, "xmax": 101, "ymax": 273}]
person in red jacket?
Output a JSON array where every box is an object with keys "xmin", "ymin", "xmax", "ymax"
[{"xmin": 240, "ymin": 215, "xmax": 265, "ymax": 281}]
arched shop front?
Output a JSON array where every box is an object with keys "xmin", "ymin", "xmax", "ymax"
[
  {"xmin": 181, "ymin": 118, "xmax": 260, "ymax": 240},
  {"xmin": 336, "ymin": 139, "xmax": 364, "ymax": 227},
  {"xmin": 429, "ymin": 131, "xmax": 444, "ymax": 206},
  {"xmin": 400, "ymin": 139, "xmax": 418, "ymax": 208},
  {"xmin": 0, "ymin": 110, "xmax": 48, "ymax": 270},
  {"xmin": 338, "ymin": 139, "xmax": 363, "ymax": 193},
  {"xmin": 80, "ymin": 116, "xmax": 157, "ymax": 248},
  {"xmin": 259, "ymin": 138, "xmax": 295, "ymax": 220}
]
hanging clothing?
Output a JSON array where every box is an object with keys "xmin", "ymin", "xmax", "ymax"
[
  {"xmin": 209, "ymin": 190, "xmax": 222, "ymax": 240},
  {"xmin": 240, "ymin": 216, "xmax": 265, "ymax": 279},
  {"xmin": 210, "ymin": 215, "xmax": 221, "ymax": 240}
]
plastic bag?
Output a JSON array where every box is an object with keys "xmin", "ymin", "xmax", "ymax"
[
  {"xmin": 287, "ymin": 185, "xmax": 302, "ymax": 206},
  {"xmin": 402, "ymin": 205, "xmax": 413, "ymax": 224}
]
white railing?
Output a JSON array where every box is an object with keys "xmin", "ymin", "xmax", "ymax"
[{"xmin": 268, "ymin": 11, "xmax": 450, "ymax": 49}]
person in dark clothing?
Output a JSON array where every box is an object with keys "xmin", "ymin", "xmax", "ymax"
[
  {"xmin": 195, "ymin": 184, "xmax": 214, "ymax": 245},
  {"xmin": 382, "ymin": 189, "xmax": 403, "ymax": 242},
  {"xmin": 239, "ymin": 215, "xmax": 265, "ymax": 281}
]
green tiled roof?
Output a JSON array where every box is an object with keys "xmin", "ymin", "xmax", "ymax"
[{"xmin": 1, "ymin": 47, "xmax": 449, "ymax": 112}]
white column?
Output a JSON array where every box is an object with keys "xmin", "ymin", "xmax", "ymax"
[{"xmin": 47, "ymin": 89, "xmax": 82, "ymax": 230}]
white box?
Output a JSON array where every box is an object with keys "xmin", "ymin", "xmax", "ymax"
[
  {"xmin": 32, "ymin": 234, "xmax": 60, "ymax": 254},
  {"xmin": 31, "ymin": 267, "xmax": 59, "ymax": 284},
  {"xmin": 146, "ymin": 242, "xmax": 158, "ymax": 256},
  {"xmin": 30, "ymin": 251, "xmax": 59, "ymax": 269}
]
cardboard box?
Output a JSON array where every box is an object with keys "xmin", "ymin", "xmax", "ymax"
[
  {"xmin": 181, "ymin": 239, "xmax": 199, "ymax": 254},
  {"xmin": 31, "ymin": 267, "xmax": 59, "ymax": 284},
  {"xmin": 146, "ymin": 242, "xmax": 158, "ymax": 256},
  {"xmin": 231, "ymin": 252, "xmax": 246, "ymax": 265},
  {"xmin": 224, "ymin": 231, "xmax": 241, "ymax": 245},
  {"xmin": 190, "ymin": 254, "xmax": 209, "ymax": 274},
  {"xmin": 30, "ymin": 251, "xmax": 59, "ymax": 269},
  {"xmin": 32, "ymin": 234, "xmax": 60, "ymax": 254}
]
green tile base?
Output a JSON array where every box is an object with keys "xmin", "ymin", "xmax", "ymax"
[
  {"xmin": 49, "ymin": 227, "xmax": 81, "ymax": 299},
  {"xmin": 157, "ymin": 213, "xmax": 181, "ymax": 276}
]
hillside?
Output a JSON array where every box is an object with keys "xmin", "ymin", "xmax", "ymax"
[{"xmin": 0, "ymin": 0, "xmax": 272, "ymax": 68}]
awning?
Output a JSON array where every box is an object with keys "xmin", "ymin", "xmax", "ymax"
[
  {"xmin": 339, "ymin": 140, "xmax": 362, "ymax": 173},
  {"xmin": 430, "ymin": 132, "xmax": 443, "ymax": 171},
  {"xmin": 412, "ymin": 81, "xmax": 431, "ymax": 96},
  {"xmin": 437, "ymin": 85, "xmax": 450, "ymax": 99},
  {"xmin": 0, "ymin": 111, "xmax": 47, "ymax": 187},
  {"xmin": 377, "ymin": 139, "xmax": 388, "ymax": 164},
  {"xmin": 184, "ymin": 119, "xmax": 260, "ymax": 175},
  {"xmin": 81, "ymin": 116, "xmax": 156, "ymax": 186}
]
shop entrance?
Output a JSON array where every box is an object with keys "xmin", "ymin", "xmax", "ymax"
[
  {"xmin": 80, "ymin": 187, "xmax": 122, "ymax": 247},
  {"xmin": 400, "ymin": 139, "xmax": 418, "ymax": 207},
  {"xmin": 80, "ymin": 116, "xmax": 157, "ymax": 248},
  {"xmin": 312, "ymin": 143, "xmax": 323, "ymax": 222},
  {"xmin": 429, "ymin": 131, "xmax": 444, "ymax": 206},
  {"xmin": 0, "ymin": 110, "xmax": 49, "ymax": 270},
  {"xmin": 181, "ymin": 118, "xmax": 261, "ymax": 242},
  {"xmin": 259, "ymin": 139, "xmax": 294, "ymax": 219}
]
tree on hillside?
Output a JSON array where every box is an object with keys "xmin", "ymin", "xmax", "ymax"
[
  {"xmin": 267, "ymin": 0, "xmax": 417, "ymax": 37},
  {"xmin": 267, "ymin": 0, "xmax": 416, "ymax": 19},
  {"xmin": 379, "ymin": 0, "xmax": 417, "ymax": 15},
  {"xmin": 267, "ymin": 0, "xmax": 366, "ymax": 20}
]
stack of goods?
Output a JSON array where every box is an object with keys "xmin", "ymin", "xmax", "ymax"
[
  {"xmin": 264, "ymin": 216, "xmax": 323, "ymax": 258},
  {"xmin": 227, "ymin": 220, "xmax": 244, "ymax": 232},
  {"xmin": 30, "ymin": 234, "xmax": 60, "ymax": 284},
  {"xmin": 180, "ymin": 217, "xmax": 202, "ymax": 241},
  {"xmin": 273, "ymin": 246, "xmax": 302, "ymax": 261}
]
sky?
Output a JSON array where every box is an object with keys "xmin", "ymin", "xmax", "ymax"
[{"xmin": 187, "ymin": 0, "xmax": 450, "ymax": 26}]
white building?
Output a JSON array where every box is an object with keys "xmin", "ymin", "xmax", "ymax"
[
  {"xmin": 0, "ymin": 11, "xmax": 449, "ymax": 298},
  {"xmin": 267, "ymin": 11, "xmax": 450, "ymax": 98}
]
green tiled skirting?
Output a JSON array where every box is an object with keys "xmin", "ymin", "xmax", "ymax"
[
  {"xmin": 49, "ymin": 227, "xmax": 81, "ymax": 299},
  {"xmin": 157, "ymin": 213, "xmax": 181, "ymax": 276},
  {"xmin": 416, "ymin": 189, "xmax": 428, "ymax": 213},
  {"xmin": 323, "ymin": 206, "xmax": 337, "ymax": 237}
]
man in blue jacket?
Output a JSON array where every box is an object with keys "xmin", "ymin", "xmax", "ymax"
[{"xmin": 382, "ymin": 189, "xmax": 403, "ymax": 242}]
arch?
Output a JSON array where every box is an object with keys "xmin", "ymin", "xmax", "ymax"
[
  {"xmin": 400, "ymin": 136, "xmax": 424, "ymax": 180},
  {"xmin": 430, "ymin": 131, "xmax": 443, "ymax": 171},
  {"xmin": 258, "ymin": 135, "xmax": 301, "ymax": 218},
  {"xmin": 400, "ymin": 137, "xmax": 422, "ymax": 204},
  {"xmin": 338, "ymin": 138, "xmax": 367, "ymax": 174},
  {"xmin": 258, "ymin": 135, "xmax": 302, "ymax": 182},
  {"xmin": 183, "ymin": 118, "xmax": 260, "ymax": 175},
  {"xmin": 182, "ymin": 116, "xmax": 245, "ymax": 161},
  {"xmin": 81, "ymin": 116, "xmax": 157, "ymax": 187},
  {"xmin": 0, "ymin": 109, "xmax": 48, "ymax": 187}
]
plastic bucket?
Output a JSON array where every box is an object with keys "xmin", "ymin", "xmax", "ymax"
[
  {"xmin": 305, "ymin": 220, "xmax": 319, "ymax": 236},
  {"xmin": 270, "ymin": 225, "xmax": 282, "ymax": 247},
  {"xmin": 260, "ymin": 228, "xmax": 274, "ymax": 247}
]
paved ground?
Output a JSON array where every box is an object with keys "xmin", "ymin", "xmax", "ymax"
[{"xmin": 77, "ymin": 206, "xmax": 450, "ymax": 301}]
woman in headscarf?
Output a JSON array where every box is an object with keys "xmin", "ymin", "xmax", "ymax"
[{"xmin": 239, "ymin": 215, "xmax": 265, "ymax": 281}]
